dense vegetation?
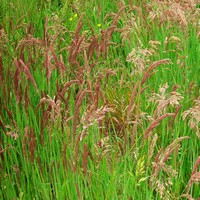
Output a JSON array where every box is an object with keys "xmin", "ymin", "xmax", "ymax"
[{"xmin": 0, "ymin": 0, "xmax": 200, "ymax": 199}]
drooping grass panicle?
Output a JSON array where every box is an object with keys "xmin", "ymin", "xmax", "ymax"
[
  {"xmin": 3, "ymin": 107, "xmax": 17, "ymax": 128},
  {"xmin": 143, "ymin": 113, "xmax": 174, "ymax": 140},
  {"xmin": 182, "ymin": 97, "xmax": 200, "ymax": 138},
  {"xmin": 37, "ymin": 95, "xmax": 60, "ymax": 116},
  {"xmin": 88, "ymin": 36, "xmax": 99, "ymax": 59},
  {"xmin": 60, "ymin": 80, "xmax": 80, "ymax": 97},
  {"xmin": 14, "ymin": 60, "xmax": 22, "ymax": 103},
  {"xmin": 186, "ymin": 156, "xmax": 200, "ymax": 192},
  {"xmin": 148, "ymin": 133, "xmax": 158, "ymax": 164},
  {"xmin": 68, "ymin": 17, "xmax": 84, "ymax": 64},
  {"xmin": 150, "ymin": 136, "xmax": 189, "ymax": 199},
  {"xmin": 49, "ymin": 45, "xmax": 66, "ymax": 70},
  {"xmin": 169, "ymin": 105, "xmax": 181, "ymax": 128},
  {"xmin": 80, "ymin": 105, "xmax": 114, "ymax": 140},
  {"xmin": 152, "ymin": 136, "xmax": 189, "ymax": 177},
  {"xmin": 19, "ymin": 59, "xmax": 38, "ymax": 92},
  {"xmin": 141, "ymin": 59, "xmax": 172, "ymax": 86},
  {"xmin": 29, "ymin": 128, "xmax": 36, "ymax": 163},
  {"xmin": 150, "ymin": 83, "xmax": 183, "ymax": 118}
]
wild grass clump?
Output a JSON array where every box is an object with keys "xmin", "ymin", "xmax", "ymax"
[{"xmin": 0, "ymin": 0, "xmax": 200, "ymax": 199}]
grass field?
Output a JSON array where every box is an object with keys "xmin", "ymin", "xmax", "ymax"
[{"xmin": 0, "ymin": 0, "xmax": 200, "ymax": 199}]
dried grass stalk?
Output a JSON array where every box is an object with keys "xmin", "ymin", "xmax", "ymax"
[
  {"xmin": 182, "ymin": 97, "xmax": 200, "ymax": 138},
  {"xmin": 141, "ymin": 59, "xmax": 172, "ymax": 86},
  {"xmin": 150, "ymin": 136, "xmax": 188, "ymax": 199},
  {"xmin": 37, "ymin": 157, "xmax": 44, "ymax": 179},
  {"xmin": 152, "ymin": 136, "xmax": 188, "ymax": 177},
  {"xmin": 22, "ymin": 127, "xmax": 29, "ymax": 158},
  {"xmin": 68, "ymin": 17, "xmax": 84, "ymax": 64},
  {"xmin": 0, "ymin": 53, "xmax": 3, "ymax": 82},
  {"xmin": 44, "ymin": 49, "xmax": 51, "ymax": 81},
  {"xmin": 150, "ymin": 83, "xmax": 183, "ymax": 118},
  {"xmin": 187, "ymin": 156, "xmax": 200, "ymax": 192},
  {"xmin": 88, "ymin": 36, "xmax": 98, "ymax": 59},
  {"xmin": 6, "ymin": 131, "xmax": 18, "ymax": 140},
  {"xmin": 24, "ymin": 86, "xmax": 30, "ymax": 114},
  {"xmin": 80, "ymin": 105, "xmax": 113, "ymax": 141},
  {"xmin": 74, "ymin": 134, "xmax": 81, "ymax": 162},
  {"xmin": 82, "ymin": 144, "xmax": 89, "ymax": 175},
  {"xmin": 169, "ymin": 105, "xmax": 181, "ymax": 127},
  {"xmin": 94, "ymin": 74, "xmax": 104, "ymax": 110},
  {"xmin": 49, "ymin": 46, "xmax": 65, "ymax": 70},
  {"xmin": 147, "ymin": 0, "xmax": 199, "ymax": 27},
  {"xmin": 76, "ymin": 183, "xmax": 81, "ymax": 200},
  {"xmin": 127, "ymin": 82, "xmax": 139, "ymax": 117},
  {"xmin": 38, "ymin": 95, "xmax": 60, "ymax": 115},
  {"xmin": 29, "ymin": 128, "xmax": 36, "ymax": 162},
  {"xmin": 44, "ymin": 16, "xmax": 49, "ymax": 46},
  {"xmin": 19, "ymin": 59, "xmax": 38, "ymax": 91},
  {"xmin": 73, "ymin": 89, "xmax": 90, "ymax": 138},
  {"xmin": 148, "ymin": 133, "xmax": 158, "ymax": 164},
  {"xmin": 60, "ymin": 80, "xmax": 79, "ymax": 96},
  {"xmin": 143, "ymin": 113, "xmax": 174, "ymax": 140},
  {"xmin": 181, "ymin": 194, "xmax": 194, "ymax": 200},
  {"xmin": 14, "ymin": 60, "xmax": 22, "ymax": 103}
]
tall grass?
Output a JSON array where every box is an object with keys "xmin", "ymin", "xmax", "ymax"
[{"xmin": 0, "ymin": 0, "xmax": 200, "ymax": 199}]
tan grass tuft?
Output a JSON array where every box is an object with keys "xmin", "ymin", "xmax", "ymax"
[
  {"xmin": 80, "ymin": 105, "xmax": 113, "ymax": 138},
  {"xmin": 150, "ymin": 136, "xmax": 189, "ymax": 199},
  {"xmin": 6, "ymin": 131, "xmax": 18, "ymax": 140},
  {"xmin": 147, "ymin": 0, "xmax": 199, "ymax": 28},
  {"xmin": 126, "ymin": 48, "xmax": 152, "ymax": 74},
  {"xmin": 150, "ymin": 83, "xmax": 183, "ymax": 118}
]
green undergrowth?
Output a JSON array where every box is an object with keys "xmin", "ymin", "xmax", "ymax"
[{"xmin": 0, "ymin": 0, "xmax": 200, "ymax": 199}]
